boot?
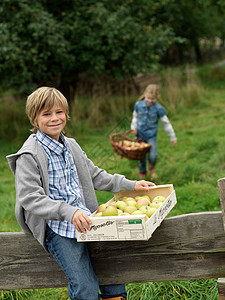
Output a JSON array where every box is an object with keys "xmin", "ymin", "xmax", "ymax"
[
  {"xmin": 149, "ymin": 163, "xmax": 157, "ymax": 180},
  {"xmin": 139, "ymin": 172, "xmax": 147, "ymax": 180}
]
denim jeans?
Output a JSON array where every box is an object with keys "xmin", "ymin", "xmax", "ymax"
[
  {"xmin": 138, "ymin": 136, "xmax": 157, "ymax": 174},
  {"xmin": 45, "ymin": 225, "xmax": 127, "ymax": 300}
]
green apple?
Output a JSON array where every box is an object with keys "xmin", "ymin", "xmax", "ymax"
[
  {"xmin": 119, "ymin": 212, "xmax": 130, "ymax": 216},
  {"xmin": 139, "ymin": 205, "xmax": 148, "ymax": 214},
  {"xmin": 152, "ymin": 195, "xmax": 166, "ymax": 203},
  {"xmin": 94, "ymin": 212, "xmax": 103, "ymax": 217},
  {"xmin": 146, "ymin": 207, "xmax": 157, "ymax": 217},
  {"xmin": 116, "ymin": 200, "xmax": 128, "ymax": 211},
  {"xmin": 135, "ymin": 194, "xmax": 151, "ymax": 202},
  {"xmin": 131, "ymin": 210, "xmax": 146, "ymax": 215},
  {"xmin": 126, "ymin": 200, "xmax": 137, "ymax": 207},
  {"xmin": 124, "ymin": 197, "xmax": 136, "ymax": 203},
  {"xmin": 96, "ymin": 203, "xmax": 108, "ymax": 213},
  {"xmin": 117, "ymin": 209, "xmax": 123, "ymax": 215},
  {"xmin": 150, "ymin": 201, "xmax": 161, "ymax": 209},
  {"xmin": 136, "ymin": 198, "xmax": 149, "ymax": 209},
  {"xmin": 102, "ymin": 205, "xmax": 118, "ymax": 216},
  {"xmin": 117, "ymin": 196, "xmax": 128, "ymax": 202},
  {"xmin": 124, "ymin": 206, "xmax": 137, "ymax": 214}
]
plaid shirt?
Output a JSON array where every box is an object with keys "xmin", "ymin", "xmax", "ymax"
[{"xmin": 35, "ymin": 130, "xmax": 91, "ymax": 238}]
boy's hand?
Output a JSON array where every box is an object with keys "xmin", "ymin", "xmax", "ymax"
[
  {"xmin": 134, "ymin": 180, "xmax": 155, "ymax": 193},
  {"xmin": 72, "ymin": 210, "xmax": 92, "ymax": 233}
]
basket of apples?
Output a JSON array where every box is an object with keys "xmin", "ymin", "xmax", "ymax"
[{"xmin": 110, "ymin": 130, "xmax": 151, "ymax": 160}]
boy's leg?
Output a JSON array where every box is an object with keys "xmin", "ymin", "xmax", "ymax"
[
  {"xmin": 99, "ymin": 284, "xmax": 127, "ymax": 299},
  {"xmin": 45, "ymin": 225, "xmax": 100, "ymax": 300}
]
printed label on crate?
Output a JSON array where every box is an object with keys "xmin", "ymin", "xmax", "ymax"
[{"xmin": 77, "ymin": 217, "xmax": 147, "ymax": 241}]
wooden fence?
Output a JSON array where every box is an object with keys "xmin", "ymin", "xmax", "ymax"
[{"xmin": 1, "ymin": 178, "xmax": 225, "ymax": 299}]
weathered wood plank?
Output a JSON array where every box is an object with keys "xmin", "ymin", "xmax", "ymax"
[
  {"xmin": 0, "ymin": 232, "xmax": 67, "ymax": 289},
  {"xmin": 89, "ymin": 211, "xmax": 225, "ymax": 284},
  {"xmin": 0, "ymin": 211, "xmax": 225, "ymax": 290},
  {"xmin": 218, "ymin": 278, "xmax": 225, "ymax": 300},
  {"xmin": 218, "ymin": 178, "xmax": 225, "ymax": 232}
]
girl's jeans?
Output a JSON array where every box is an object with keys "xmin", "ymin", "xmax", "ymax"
[
  {"xmin": 138, "ymin": 137, "xmax": 157, "ymax": 174},
  {"xmin": 45, "ymin": 225, "xmax": 127, "ymax": 300}
]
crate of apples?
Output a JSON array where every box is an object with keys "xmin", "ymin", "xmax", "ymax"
[{"xmin": 93, "ymin": 194, "xmax": 166, "ymax": 221}]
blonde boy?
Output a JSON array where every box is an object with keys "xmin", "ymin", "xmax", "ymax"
[{"xmin": 7, "ymin": 87, "xmax": 154, "ymax": 300}]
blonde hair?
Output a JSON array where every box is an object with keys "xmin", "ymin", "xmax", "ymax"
[
  {"xmin": 137, "ymin": 84, "xmax": 160, "ymax": 101},
  {"xmin": 26, "ymin": 87, "xmax": 69, "ymax": 133}
]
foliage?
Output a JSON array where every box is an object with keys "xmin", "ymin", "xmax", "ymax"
[
  {"xmin": 151, "ymin": 0, "xmax": 225, "ymax": 63},
  {"xmin": 0, "ymin": 0, "xmax": 176, "ymax": 102}
]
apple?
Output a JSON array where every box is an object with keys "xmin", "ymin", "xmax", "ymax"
[
  {"xmin": 102, "ymin": 205, "xmax": 118, "ymax": 216},
  {"xmin": 139, "ymin": 205, "xmax": 148, "ymax": 214},
  {"xmin": 146, "ymin": 207, "xmax": 157, "ymax": 217},
  {"xmin": 135, "ymin": 194, "xmax": 151, "ymax": 202},
  {"xmin": 117, "ymin": 209, "xmax": 123, "ymax": 215},
  {"xmin": 116, "ymin": 200, "xmax": 128, "ymax": 211},
  {"xmin": 136, "ymin": 198, "xmax": 149, "ymax": 209},
  {"xmin": 119, "ymin": 212, "xmax": 130, "ymax": 216},
  {"xmin": 94, "ymin": 212, "xmax": 103, "ymax": 217},
  {"xmin": 109, "ymin": 201, "xmax": 117, "ymax": 207},
  {"xmin": 150, "ymin": 201, "xmax": 161, "ymax": 209},
  {"xmin": 124, "ymin": 206, "xmax": 137, "ymax": 214},
  {"xmin": 96, "ymin": 203, "xmax": 108, "ymax": 213},
  {"xmin": 152, "ymin": 196, "xmax": 166, "ymax": 203},
  {"xmin": 124, "ymin": 197, "xmax": 136, "ymax": 203},
  {"xmin": 126, "ymin": 200, "xmax": 137, "ymax": 207},
  {"xmin": 131, "ymin": 210, "xmax": 146, "ymax": 215},
  {"xmin": 117, "ymin": 196, "xmax": 128, "ymax": 202}
]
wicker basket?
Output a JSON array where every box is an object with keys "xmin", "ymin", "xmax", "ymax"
[{"xmin": 110, "ymin": 130, "xmax": 151, "ymax": 160}]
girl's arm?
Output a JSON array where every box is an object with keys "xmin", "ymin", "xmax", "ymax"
[
  {"xmin": 131, "ymin": 110, "xmax": 138, "ymax": 134},
  {"xmin": 160, "ymin": 115, "xmax": 177, "ymax": 144}
]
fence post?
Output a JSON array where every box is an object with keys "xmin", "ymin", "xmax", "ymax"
[
  {"xmin": 217, "ymin": 178, "xmax": 225, "ymax": 300},
  {"xmin": 218, "ymin": 178, "xmax": 225, "ymax": 231}
]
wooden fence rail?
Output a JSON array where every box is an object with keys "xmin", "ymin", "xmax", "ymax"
[{"xmin": 1, "ymin": 177, "xmax": 225, "ymax": 299}]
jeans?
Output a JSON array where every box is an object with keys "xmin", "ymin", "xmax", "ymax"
[
  {"xmin": 138, "ymin": 137, "xmax": 157, "ymax": 174},
  {"xmin": 45, "ymin": 225, "xmax": 127, "ymax": 300}
]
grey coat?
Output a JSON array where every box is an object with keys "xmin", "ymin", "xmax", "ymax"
[{"xmin": 7, "ymin": 134, "xmax": 136, "ymax": 250}]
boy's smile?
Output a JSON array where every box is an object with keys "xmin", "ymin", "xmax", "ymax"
[{"xmin": 36, "ymin": 105, "xmax": 66, "ymax": 141}]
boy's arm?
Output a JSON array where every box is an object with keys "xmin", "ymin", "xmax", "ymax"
[
  {"xmin": 160, "ymin": 115, "xmax": 177, "ymax": 144},
  {"xmin": 87, "ymin": 157, "xmax": 136, "ymax": 192}
]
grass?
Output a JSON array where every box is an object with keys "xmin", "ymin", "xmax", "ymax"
[{"xmin": 1, "ymin": 64, "xmax": 225, "ymax": 299}]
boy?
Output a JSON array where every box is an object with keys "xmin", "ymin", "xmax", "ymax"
[{"xmin": 7, "ymin": 87, "xmax": 155, "ymax": 300}]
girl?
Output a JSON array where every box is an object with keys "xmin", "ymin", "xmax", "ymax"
[{"xmin": 131, "ymin": 84, "xmax": 177, "ymax": 180}]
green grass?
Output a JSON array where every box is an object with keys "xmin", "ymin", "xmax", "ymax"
[{"xmin": 1, "ymin": 67, "xmax": 225, "ymax": 298}]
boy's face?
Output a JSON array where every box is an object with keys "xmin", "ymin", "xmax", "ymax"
[{"xmin": 36, "ymin": 104, "xmax": 66, "ymax": 141}]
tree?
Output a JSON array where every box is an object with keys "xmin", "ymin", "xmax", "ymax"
[
  {"xmin": 150, "ymin": 0, "xmax": 225, "ymax": 64},
  {"xmin": 0, "ymin": 0, "xmax": 175, "ymax": 104}
]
